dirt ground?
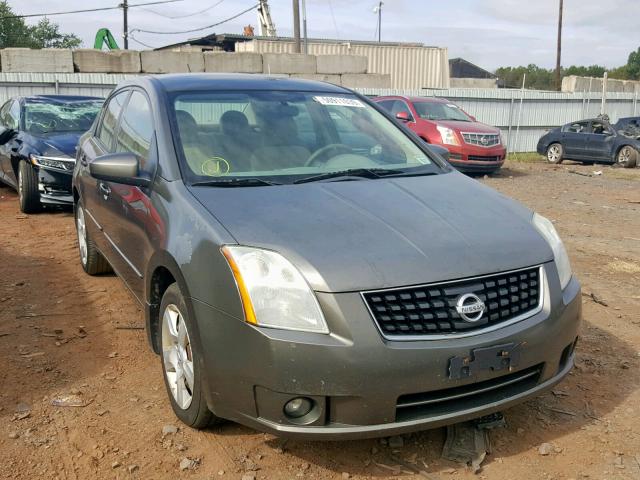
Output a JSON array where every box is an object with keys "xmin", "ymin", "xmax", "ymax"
[{"xmin": 1, "ymin": 159, "xmax": 639, "ymax": 480}]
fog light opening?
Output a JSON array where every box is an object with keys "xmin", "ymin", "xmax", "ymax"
[{"xmin": 283, "ymin": 397, "xmax": 314, "ymax": 419}]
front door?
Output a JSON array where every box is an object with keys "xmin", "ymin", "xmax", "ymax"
[
  {"xmin": 102, "ymin": 90, "xmax": 157, "ymax": 301},
  {"xmin": 0, "ymin": 100, "xmax": 21, "ymax": 186},
  {"xmin": 585, "ymin": 121, "xmax": 616, "ymax": 161}
]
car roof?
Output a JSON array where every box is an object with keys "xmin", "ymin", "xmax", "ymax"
[
  {"xmin": 375, "ymin": 95, "xmax": 450, "ymax": 104},
  {"xmin": 126, "ymin": 73, "xmax": 351, "ymax": 94},
  {"xmin": 21, "ymin": 95, "xmax": 103, "ymax": 103}
]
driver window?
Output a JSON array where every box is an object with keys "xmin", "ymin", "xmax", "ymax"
[
  {"xmin": 97, "ymin": 91, "xmax": 129, "ymax": 152},
  {"xmin": 590, "ymin": 122, "xmax": 609, "ymax": 135}
]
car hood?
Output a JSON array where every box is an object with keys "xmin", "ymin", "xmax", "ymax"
[
  {"xmin": 435, "ymin": 120, "xmax": 500, "ymax": 134},
  {"xmin": 32, "ymin": 132, "xmax": 82, "ymax": 157},
  {"xmin": 189, "ymin": 172, "xmax": 553, "ymax": 293}
]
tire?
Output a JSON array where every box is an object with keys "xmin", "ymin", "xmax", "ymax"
[
  {"xmin": 546, "ymin": 143, "xmax": 564, "ymax": 164},
  {"xmin": 17, "ymin": 161, "xmax": 40, "ymax": 213},
  {"xmin": 160, "ymin": 283, "xmax": 221, "ymax": 429},
  {"xmin": 75, "ymin": 202, "xmax": 112, "ymax": 275},
  {"xmin": 616, "ymin": 146, "xmax": 637, "ymax": 168}
]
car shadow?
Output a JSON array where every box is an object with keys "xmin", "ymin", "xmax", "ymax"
[{"xmin": 250, "ymin": 318, "xmax": 637, "ymax": 477}]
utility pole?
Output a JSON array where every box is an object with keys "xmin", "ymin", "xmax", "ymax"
[
  {"xmin": 375, "ymin": 1, "xmax": 383, "ymax": 43},
  {"xmin": 292, "ymin": 0, "xmax": 301, "ymax": 53},
  {"xmin": 555, "ymin": 0, "xmax": 563, "ymax": 90},
  {"xmin": 301, "ymin": 0, "xmax": 308, "ymax": 54},
  {"xmin": 121, "ymin": 0, "xmax": 129, "ymax": 50}
]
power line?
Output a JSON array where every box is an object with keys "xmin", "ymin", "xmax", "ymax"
[
  {"xmin": 0, "ymin": 0, "xmax": 183, "ymax": 20},
  {"xmin": 131, "ymin": 3, "xmax": 258, "ymax": 35},
  {"xmin": 129, "ymin": 32, "xmax": 156, "ymax": 49},
  {"xmin": 327, "ymin": 0, "xmax": 340, "ymax": 38},
  {"xmin": 140, "ymin": 0, "xmax": 225, "ymax": 19}
]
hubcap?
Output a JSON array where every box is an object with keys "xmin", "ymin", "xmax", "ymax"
[
  {"xmin": 548, "ymin": 145, "xmax": 561, "ymax": 162},
  {"xmin": 619, "ymin": 147, "xmax": 630, "ymax": 165},
  {"xmin": 76, "ymin": 206, "xmax": 88, "ymax": 266},
  {"xmin": 162, "ymin": 304, "xmax": 194, "ymax": 410}
]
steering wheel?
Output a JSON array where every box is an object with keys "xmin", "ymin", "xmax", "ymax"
[{"xmin": 305, "ymin": 144, "xmax": 353, "ymax": 167}]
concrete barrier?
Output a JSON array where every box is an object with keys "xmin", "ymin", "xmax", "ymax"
[
  {"xmin": 1, "ymin": 48, "xmax": 73, "ymax": 73},
  {"xmin": 262, "ymin": 53, "xmax": 316, "ymax": 74},
  {"xmin": 204, "ymin": 52, "xmax": 262, "ymax": 73},
  {"xmin": 316, "ymin": 55, "xmax": 367, "ymax": 74},
  {"xmin": 450, "ymin": 78, "xmax": 498, "ymax": 89},
  {"xmin": 290, "ymin": 73, "xmax": 341, "ymax": 85},
  {"xmin": 141, "ymin": 51, "xmax": 204, "ymax": 73},
  {"xmin": 73, "ymin": 50, "xmax": 141, "ymax": 73},
  {"xmin": 562, "ymin": 75, "xmax": 640, "ymax": 94},
  {"xmin": 341, "ymin": 73, "xmax": 391, "ymax": 89}
]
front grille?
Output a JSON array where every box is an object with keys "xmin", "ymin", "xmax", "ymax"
[
  {"xmin": 395, "ymin": 364, "xmax": 542, "ymax": 422},
  {"xmin": 468, "ymin": 155, "xmax": 502, "ymax": 162},
  {"xmin": 362, "ymin": 266, "xmax": 542, "ymax": 339},
  {"xmin": 462, "ymin": 132, "xmax": 501, "ymax": 147}
]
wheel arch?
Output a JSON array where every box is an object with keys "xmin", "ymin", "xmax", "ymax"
[{"xmin": 145, "ymin": 251, "xmax": 193, "ymax": 354}]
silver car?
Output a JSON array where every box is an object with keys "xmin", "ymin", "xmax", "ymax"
[{"xmin": 73, "ymin": 74, "xmax": 581, "ymax": 439}]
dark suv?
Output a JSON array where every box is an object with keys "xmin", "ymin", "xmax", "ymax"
[{"xmin": 73, "ymin": 74, "xmax": 581, "ymax": 439}]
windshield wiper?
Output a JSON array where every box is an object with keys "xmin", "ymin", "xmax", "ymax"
[
  {"xmin": 293, "ymin": 168, "xmax": 404, "ymax": 184},
  {"xmin": 191, "ymin": 177, "xmax": 281, "ymax": 187}
]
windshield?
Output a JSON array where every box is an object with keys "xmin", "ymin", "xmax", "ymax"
[
  {"xmin": 413, "ymin": 101, "xmax": 471, "ymax": 122},
  {"xmin": 24, "ymin": 99, "xmax": 103, "ymax": 135},
  {"xmin": 171, "ymin": 91, "xmax": 442, "ymax": 184}
]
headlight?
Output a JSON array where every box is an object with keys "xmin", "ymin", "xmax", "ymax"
[
  {"xmin": 222, "ymin": 246, "xmax": 329, "ymax": 334},
  {"xmin": 532, "ymin": 213, "xmax": 572, "ymax": 289},
  {"xmin": 30, "ymin": 154, "xmax": 75, "ymax": 172},
  {"xmin": 436, "ymin": 126, "xmax": 460, "ymax": 146}
]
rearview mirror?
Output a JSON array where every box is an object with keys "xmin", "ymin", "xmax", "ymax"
[
  {"xmin": 395, "ymin": 111, "xmax": 411, "ymax": 122},
  {"xmin": 89, "ymin": 152, "xmax": 150, "ymax": 188}
]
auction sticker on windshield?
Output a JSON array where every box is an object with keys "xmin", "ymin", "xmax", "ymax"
[{"xmin": 313, "ymin": 96, "xmax": 365, "ymax": 108}]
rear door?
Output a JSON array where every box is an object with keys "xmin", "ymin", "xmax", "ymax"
[
  {"xmin": 585, "ymin": 120, "xmax": 616, "ymax": 161},
  {"xmin": 561, "ymin": 121, "xmax": 589, "ymax": 158},
  {"xmin": 103, "ymin": 89, "xmax": 157, "ymax": 300},
  {"xmin": 77, "ymin": 89, "xmax": 130, "ymax": 255}
]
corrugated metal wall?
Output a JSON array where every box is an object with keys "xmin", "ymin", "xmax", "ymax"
[
  {"xmin": 1, "ymin": 73, "xmax": 637, "ymax": 152},
  {"xmin": 235, "ymin": 40, "xmax": 449, "ymax": 90}
]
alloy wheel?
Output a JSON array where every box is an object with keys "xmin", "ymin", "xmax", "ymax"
[
  {"xmin": 162, "ymin": 304, "xmax": 194, "ymax": 410},
  {"xmin": 547, "ymin": 145, "xmax": 561, "ymax": 163},
  {"xmin": 618, "ymin": 146, "xmax": 632, "ymax": 166},
  {"xmin": 76, "ymin": 206, "xmax": 88, "ymax": 266}
]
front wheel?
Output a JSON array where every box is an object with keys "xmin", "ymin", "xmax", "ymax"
[
  {"xmin": 160, "ymin": 283, "xmax": 222, "ymax": 429},
  {"xmin": 616, "ymin": 146, "xmax": 637, "ymax": 168},
  {"xmin": 546, "ymin": 143, "xmax": 564, "ymax": 164},
  {"xmin": 18, "ymin": 161, "xmax": 40, "ymax": 213}
]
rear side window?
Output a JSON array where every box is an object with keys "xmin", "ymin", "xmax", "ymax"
[
  {"xmin": 565, "ymin": 122, "xmax": 587, "ymax": 133},
  {"xmin": 0, "ymin": 100, "xmax": 20, "ymax": 129},
  {"xmin": 115, "ymin": 91, "xmax": 154, "ymax": 173},
  {"xmin": 97, "ymin": 91, "xmax": 128, "ymax": 152}
]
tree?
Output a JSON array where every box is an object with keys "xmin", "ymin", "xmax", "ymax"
[
  {"xmin": 627, "ymin": 47, "xmax": 640, "ymax": 80},
  {"xmin": 0, "ymin": 1, "xmax": 81, "ymax": 49}
]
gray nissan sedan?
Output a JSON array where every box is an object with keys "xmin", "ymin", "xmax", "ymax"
[{"xmin": 72, "ymin": 74, "xmax": 581, "ymax": 439}]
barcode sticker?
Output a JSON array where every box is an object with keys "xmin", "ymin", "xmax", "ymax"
[{"xmin": 313, "ymin": 96, "xmax": 365, "ymax": 108}]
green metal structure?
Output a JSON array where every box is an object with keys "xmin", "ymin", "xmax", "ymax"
[{"xmin": 94, "ymin": 28, "xmax": 120, "ymax": 50}]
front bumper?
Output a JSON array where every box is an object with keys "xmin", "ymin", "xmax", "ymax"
[
  {"xmin": 192, "ymin": 262, "xmax": 581, "ymax": 440},
  {"xmin": 37, "ymin": 167, "xmax": 73, "ymax": 205},
  {"xmin": 445, "ymin": 143, "xmax": 506, "ymax": 173}
]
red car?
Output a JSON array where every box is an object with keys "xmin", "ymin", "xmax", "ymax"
[{"xmin": 374, "ymin": 96, "xmax": 506, "ymax": 173}]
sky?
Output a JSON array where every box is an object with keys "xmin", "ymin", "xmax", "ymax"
[{"xmin": 12, "ymin": 0, "xmax": 640, "ymax": 71}]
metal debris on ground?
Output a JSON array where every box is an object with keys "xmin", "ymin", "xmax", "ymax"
[
  {"xmin": 442, "ymin": 413, "xmax": 506, "ymax": 474},
  {"xmin": 50, "ymin": 394, "xmax": 89, "ymax": 408}
]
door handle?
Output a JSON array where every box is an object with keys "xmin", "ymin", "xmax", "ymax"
[{"xmin": 99, "ymin": 182, "xmax": 111, "ymax": 199}]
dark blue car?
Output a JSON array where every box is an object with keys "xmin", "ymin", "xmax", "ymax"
[
  {"xmin": 537, "ymin": 116, "xmax": 640, "ymax": 168},
  {"xmin": 0, "ymin": 95, "xmax": 103, "ymax": 213}
]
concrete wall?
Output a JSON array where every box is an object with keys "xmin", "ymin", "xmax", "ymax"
[
  {"xmin": 450, "ymin": 77, "xmax": 498, "ymax": 89},
  {"xmin": 562, "ymin": 75, "xmax": 640, "ymax": 94},
  {"xmin": 1, "ymin": 48, "xmax": 73, "ymax": 73},
  {"xmin": 141, "ymin": 51, "xmax": 204, "ymax": 73},
  {"xmin": 0, "ymin": 49, "xmax": 393, "ymax": 88},
  {"xmin": 73, "ymin": 50, "xmax": 141, "ymax": 73}
]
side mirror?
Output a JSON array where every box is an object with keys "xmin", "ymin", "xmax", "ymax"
[
  {"xmin": 395, "ymin": 111, "xmax": 411, "ymax": 122},
  {"xmin": 89, "ymin": 152, "xmax": 150, "ymax": 188},
  {"xmin": 0, "ymin": 127, "xmax": 17, "ymax": 146}
]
